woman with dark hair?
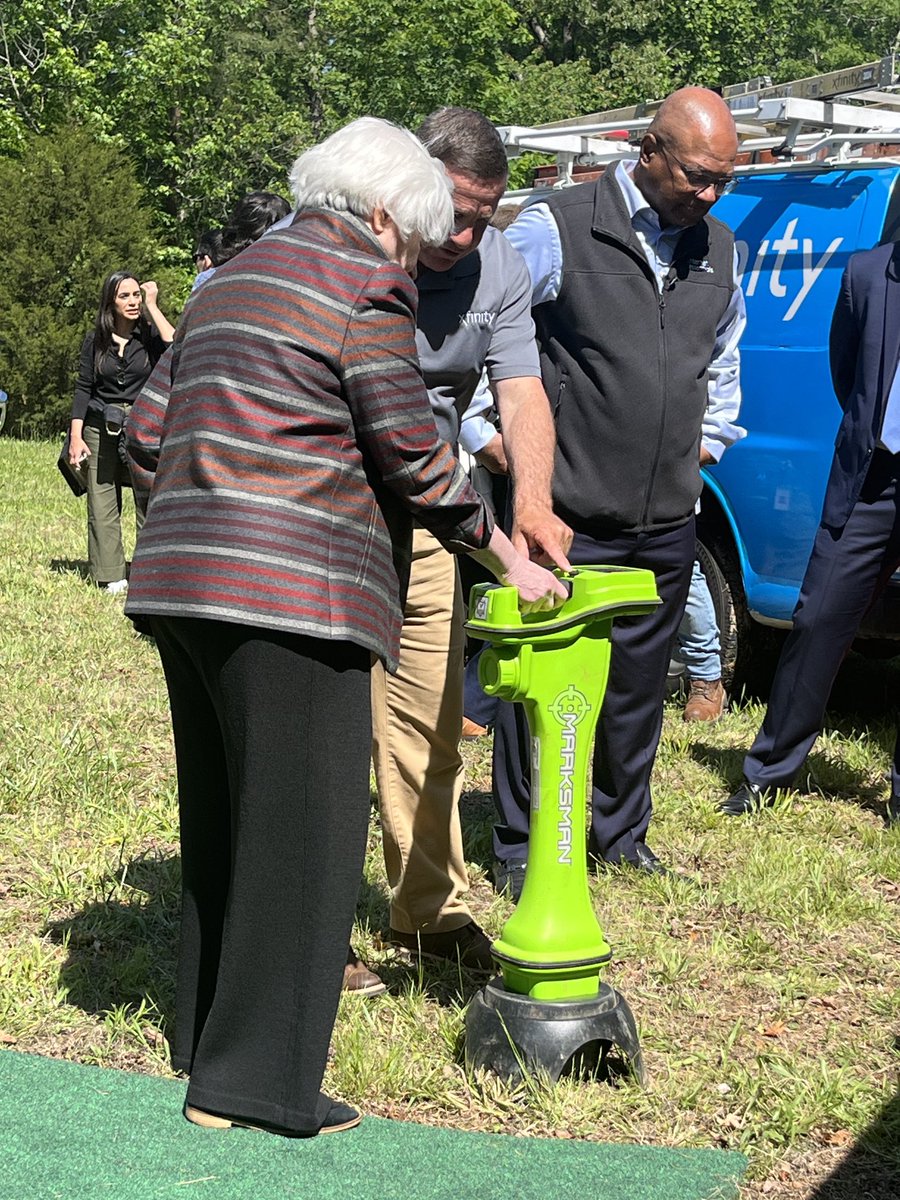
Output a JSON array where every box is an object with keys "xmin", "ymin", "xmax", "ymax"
[
  {"xmin": 191, "ymin": 191, "xmax": 291, "ymax": 292},
  {"xmin": 68, "ymin": 271, "xmax": 174, "ymax": 591},
  {"xmin": 219, "ymin": 190, "xmax": 292, "ymax": 259},
  {"xmin": 192, "ymin": 229, "xmax": 221, "ymax": 274}
]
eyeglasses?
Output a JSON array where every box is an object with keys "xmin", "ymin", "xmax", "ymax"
[{"xmin": 656, "ymin": 140, "xmax": 736, "ymax": 196}]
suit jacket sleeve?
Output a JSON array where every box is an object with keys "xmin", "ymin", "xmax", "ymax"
[{"xmin": 829, "ymin": 257, "xmax": 859, "ymax": 411}]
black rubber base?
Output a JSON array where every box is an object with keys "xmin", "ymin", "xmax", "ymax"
[{"xmin": 464, "ymin": 979, "xmax": 645, "ymax": 1085}]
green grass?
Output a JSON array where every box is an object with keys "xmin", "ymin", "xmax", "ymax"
[{"xmin": 1, "ymin": 439, "xmax": 899, "ymax": 1198}]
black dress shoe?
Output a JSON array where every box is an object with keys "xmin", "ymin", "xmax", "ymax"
[
  {"xmin": 593, "ymin": 842, "xmax": 669, "ymax": 875},
  {"xmin": 493, "ymin": 860, "xmax": 526, "ymax": 902},
  {"xmin": 719, "ymin": 780, "xmax": 771, "ymax": 816},
  {"xmin": 631, "ymin": 841, "xmax": 668, "ymax": 875}
]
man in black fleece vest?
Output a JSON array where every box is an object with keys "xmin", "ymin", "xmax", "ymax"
[{"xmin": 493, "ymin": 88, "xmax": 745, "ymax": 891}]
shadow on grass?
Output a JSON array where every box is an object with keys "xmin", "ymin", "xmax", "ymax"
[
  {"xmin": 44, "ymin": 851, "xmax": 180, "ymax": 1036},
  {"xmin": 693, "ymin": 652, "xmax": 900, "ymax": 823},
  {"xmin": 459, "ymin": 788, "xmax": 495, "ymax": 875},
  {"xmin": 46, "ymin": 835, "xmax": 484, "ymax": 1027},
  {"xmin": 49, "ymin": 558, "xmax": 90, "ymax": 581},
  {"xmin": 810, "ymin": 1079, "xmax": 900, "ymax": 1200},
  {"xmin": 689, "ymin": 741, "xmax": 890, "ymax": 820}
]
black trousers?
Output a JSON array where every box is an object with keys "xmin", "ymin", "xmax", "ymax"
[
  {"xmin": 492, "ymin": 518, "xmax": 695, "ymax": 865},
  {"xmin": 152, "ymin": 616, "xmax": 372, "ymax": 1133},
  {"xmin": 744, "ymin": 448, "xmax": 900, "ymax": 795}
]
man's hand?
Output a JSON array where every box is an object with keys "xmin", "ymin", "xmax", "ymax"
[
  {"xmin": 512, "ymin": 507, "xmax": 573, "ymax": 570},
  {"xmin": 474, "ymin": 432, "xmax": 508, "ymax": 475}
]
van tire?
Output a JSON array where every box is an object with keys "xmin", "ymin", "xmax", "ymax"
[{"xmin": 695, "ymin": 533, "xmax": 783, "ymax": 699}]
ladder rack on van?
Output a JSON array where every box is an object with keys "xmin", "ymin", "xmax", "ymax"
[{"xmin": 497, "ymin": 52, "xmax": 900, "ymax": 197}]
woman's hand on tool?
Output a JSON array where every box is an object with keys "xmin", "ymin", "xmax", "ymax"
[{"xmin": 470, "ymin": 527, "xmax": 569, "ymax": 612}]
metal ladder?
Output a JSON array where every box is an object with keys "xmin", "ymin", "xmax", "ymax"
[{"xmin": 497, "ymin": 53, "xmax": 900, "ymax": 199}]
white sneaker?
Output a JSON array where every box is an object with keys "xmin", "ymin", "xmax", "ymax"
[{"xmin": 104, "ymin": 579, "xmax": 128, "ymax": 595}]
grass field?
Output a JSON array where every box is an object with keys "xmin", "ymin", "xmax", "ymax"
[{"xmin": 1, "ymin": 438, "xmax": 898, "ymax": 1198}]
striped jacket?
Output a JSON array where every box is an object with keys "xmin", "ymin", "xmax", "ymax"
[{"xmin": 125, "ymin": 209, "xmax": 491, "ymax": 669}]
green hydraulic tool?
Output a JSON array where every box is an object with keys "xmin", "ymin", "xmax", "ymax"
[{"xmin": 463, "ymin": 566, "xmax": 660, "ymax": 1084}]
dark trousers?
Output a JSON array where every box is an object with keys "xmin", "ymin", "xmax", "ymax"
[
  {"xmin": 744, "ymin": 448, "xmax": 900, "ymax": 795},
  {"xmin": 492, "ymin": 518, "xmax": 695, "ymax": 864},
  {"xmin": 152, "ymin": 616, "xmax": 372, "ymax": 1133},
  {"xmin": 459, "ymin": 469, "xmax": 507, "ymax": 729}
]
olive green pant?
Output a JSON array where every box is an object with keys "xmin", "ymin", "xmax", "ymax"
[{"xmin": 83, "ymin": 421, "xmax": 144, "ymax": 584}]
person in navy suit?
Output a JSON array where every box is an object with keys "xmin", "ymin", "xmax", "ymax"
[{"xmin": 722, "ymin": 241, "xmax": 900, "ymax": 825}]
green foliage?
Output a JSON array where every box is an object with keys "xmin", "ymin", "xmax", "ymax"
[
  {"xmin": 320, "ymin": 0, "xmax": 525, "ymax": 127},
  {"xmin": 2, "ymin": 0, "xmax": 897, "ymax": 241},
  {"xmin": 0, "ymin": 125, "xmax": 184, "ymax": 437},
  {"xmin": 0, "ymin": 0, "xmax": 897, "ymax": 437},
  {"xmin": 0, "ymin": 1, "xmax": 311, "ymax": 239},
  {"xmin": 99, "ymin": 0, "xmax": 312, "ymax": 235}
]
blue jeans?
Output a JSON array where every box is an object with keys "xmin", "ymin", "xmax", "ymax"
[{"xmin": 673, "ymin": 559, "xmax": 720, "ymax": 681}]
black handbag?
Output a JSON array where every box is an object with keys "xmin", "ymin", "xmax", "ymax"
[{"xmin": 57, "ymin": 430, "xmax": 88, "ymax": 497}]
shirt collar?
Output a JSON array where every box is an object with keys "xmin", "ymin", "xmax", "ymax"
[
  {"xmin": 614, "ymin": 160, "xmax": 680, "ymax": 239},
  {"xmin": 416, "ymin": 247, "xmax": 482, "ymax": 292}
]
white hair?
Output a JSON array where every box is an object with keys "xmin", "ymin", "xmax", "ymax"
[{"xmin": 289, "ymin": 117, "xmax": 453, "ymax": 247}]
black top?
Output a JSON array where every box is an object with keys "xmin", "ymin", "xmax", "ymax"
[{"xmin": 72, "ymin": 330, "xmax": 166, "ymax": 421}]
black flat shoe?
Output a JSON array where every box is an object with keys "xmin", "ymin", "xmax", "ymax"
[
  {"xmin": 185, "ymin": 1099, "xmax": 361, "ymax": 1137},
  {"xmin": 719, "ymin": 780, "xmax": 771, "ymax": 816}
]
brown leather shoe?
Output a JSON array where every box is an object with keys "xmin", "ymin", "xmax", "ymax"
[
  {"xmin": 461, "ymin": 717, "xmax": 488, "ymax": 739},
  {"xmin": 683, "ymin": 678, "xmax": 726, "ymax": 722},
  {"xmin": 389, "ymin": 920, "xmax": 494, "ymax": 972},
  {"xmin": 343, "ymin": 946, "xmax": 386, "ymax": 997}
]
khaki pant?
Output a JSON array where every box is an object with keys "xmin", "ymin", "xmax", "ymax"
[
  {"xmin": 83, "ymin": 421, "xmax": 143, "ymax": 584},
  {"xmin": 371, "ymin": 525, "xmax": 471, "ymax": 935}
]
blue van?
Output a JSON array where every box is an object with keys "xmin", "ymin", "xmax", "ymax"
[{"xmin": 697, "ymin": 162, "xmax": 900, "ymax": 689}]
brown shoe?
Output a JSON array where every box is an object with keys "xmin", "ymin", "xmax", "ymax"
[
  {"xmin": 461, "ymin": 717, "xmax": 488, "ymax": 740},
  {"xmin": 683, "ymin": 678, "xmax": 726, "ymax": 722},
  {"xmin": 343, "ymin": 946, "xmax": 387, "ymax": 997},
  {"xmin": 389, "ymin": 920, "xmax": 494, "ymax": 972}
]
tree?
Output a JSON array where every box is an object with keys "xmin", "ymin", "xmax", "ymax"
[
  {"xmin": 319, "ymin": 0, "xmax": 524, "ymax": 127},
  {"xmin": 505, "ymin": 0, "xmax": 899, "ymax": 118},
  {"xmin": 0, "ymin": 125, "xmax": 184, "ymax": 436},
  {"xmin": 0, "ymin": 1, "xmax": 315, "ymax": 238}
]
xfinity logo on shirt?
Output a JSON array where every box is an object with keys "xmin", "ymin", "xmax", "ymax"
[{"xmin": 460, "ymin": 311, "xmax": 496, "ymax": 328}]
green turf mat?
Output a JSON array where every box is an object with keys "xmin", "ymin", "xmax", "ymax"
[{"xmin": 1, "ymin": 1050, "xmax": 746, "ymax": 1200}]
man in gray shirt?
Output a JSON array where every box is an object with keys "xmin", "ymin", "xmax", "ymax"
[{"xmin": 367, "ymin": 108, "xmax": 571, "ymax": 981}]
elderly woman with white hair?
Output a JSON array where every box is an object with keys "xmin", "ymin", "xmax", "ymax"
[{"xmin": 125, "ymin": 117, "xmax": 565, "ymax": 1139}]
